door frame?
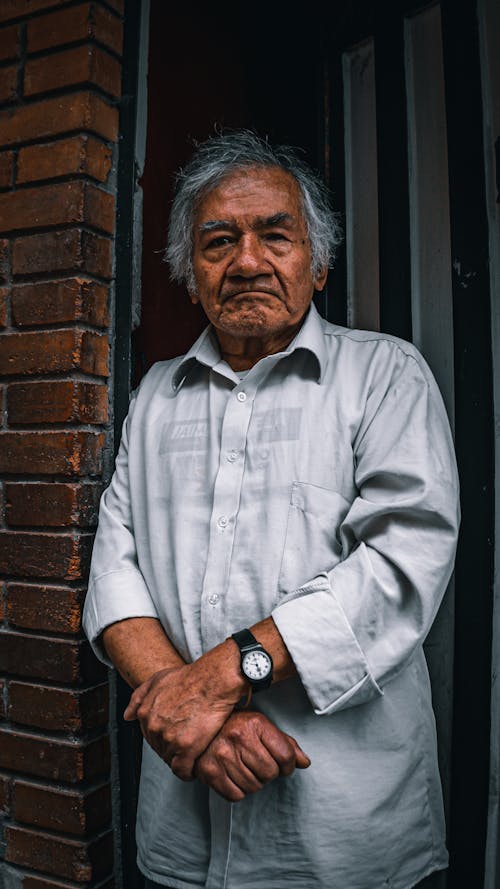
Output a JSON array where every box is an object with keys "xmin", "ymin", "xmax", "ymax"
[{"xmin": 112, "ymin": 4, "xmax": 497, "ymax": 888}]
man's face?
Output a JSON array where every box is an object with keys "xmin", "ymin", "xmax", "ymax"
[{"xmin": 190, "ymin": 166, "xmax": 327, "ymax": 343}]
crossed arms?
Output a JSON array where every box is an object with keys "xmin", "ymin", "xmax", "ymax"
[
  {"xmin": 102, "ymin": 614, "xmax": 310, "ymax": 802},
  {"xmin": 88, "ymin": 345, "xmax": 460, "ymax": 802}
]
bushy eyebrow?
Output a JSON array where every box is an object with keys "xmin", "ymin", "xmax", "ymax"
[
  {"xmin": 255, "ymin": 212, "xmax": 296, "ymax": 229},
  {"xmin": 199, "ymin": 219, "xmax": 232, "ymax": 233},
  {"xmin": 198, "ymin": 212, "xmax": 297, "ymax": 234}
]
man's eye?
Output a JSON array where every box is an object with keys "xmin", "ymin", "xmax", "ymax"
[
  {"xmin": 206, "ymin": 236, "xmax": 233, "ymax": 249},
  {"xmin": 264, "ymin": 232, "xmax": 287, "ymax": 242}
]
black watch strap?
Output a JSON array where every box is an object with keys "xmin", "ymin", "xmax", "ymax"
[
  {"xmin": 231, "ymin": 628, "xmax": 273, "ymax": 695},
  {"xmin": 231, "ymin": 628, "xmax": 259, "ymax": 650}
]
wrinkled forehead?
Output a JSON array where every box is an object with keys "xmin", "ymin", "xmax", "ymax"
[{"xmin": 194, "ymin": 165, "xmax": 306, "ymax": 226}]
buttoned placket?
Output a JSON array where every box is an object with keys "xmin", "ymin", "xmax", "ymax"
[
  {"xmin": 199, "ymin": 377, "xmax": 254, "ymax": 658},
  {"xmin": 201, "ymin": 353, "xmax": 293, "ymax": 889},
  {"xmin": 199, "ymin": 351, "xmax": 293, "ymax": 654}
]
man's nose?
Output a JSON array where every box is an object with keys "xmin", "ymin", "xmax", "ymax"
[{"xmin": 227, "ymin": 234, "xmax": 272, "ymax": 277}]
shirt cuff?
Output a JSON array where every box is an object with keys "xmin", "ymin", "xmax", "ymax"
[
  {"xmin": 272, "ymin": 574, "xmax": 382, "ymax": 714},
  {"xmin": 83, "ymin": 568, "xmax": 160, "ymax": 667}
]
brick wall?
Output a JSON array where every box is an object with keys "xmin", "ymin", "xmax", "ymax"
[{"xmin": 0, "ymin": 2, "xmax": 124, "ymax": 887}]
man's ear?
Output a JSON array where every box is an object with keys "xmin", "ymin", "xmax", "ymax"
[
  {"xmin": 314, "ymin": 267, "xmax": 329, "ymax": 292},
  {"xmin": 189, "ymin": 290, "xmax": 200, "ymax": 305}
]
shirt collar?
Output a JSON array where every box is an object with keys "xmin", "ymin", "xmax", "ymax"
[
  {"xmin": 171, "ymin": 301, "xmax": 328, "ymax": 394},
  {"xmin": 171, "ymin": 325, "xmax": 223, "ymax": 393}
]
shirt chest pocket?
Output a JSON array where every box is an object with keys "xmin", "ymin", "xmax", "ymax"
[{"xmin": 278, "ymin": 481, "xmax": 352, "ymax": 596}]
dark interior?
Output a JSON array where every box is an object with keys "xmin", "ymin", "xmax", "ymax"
[{"xmin": 134, "ymin": 1, "xmax": 328, "ymax": 381}]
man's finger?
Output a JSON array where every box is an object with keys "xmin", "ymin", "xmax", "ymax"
[
  {"xmin": 170, "ymin": 752, "xmax": 197, "ymax": 782},
  {"xmin": 286, "ymin": 735, "xmax": 311, "ymax": 769},
  {"xmin": 123, "ymin": 702, "xmax": 139, "ymax": 721},
  {"xmin": 239, "ymin": 746, "xmax": 281, "ymax": 784},
  {"xmin": 224, "ymin": 754, "xmax": 264, "ymax": 794},
  {"xmin": 195, "ymin": 757, "xmax": 249, "ymax": 802},
  {"xmin": 294, "ymin": 748, "xmax": 311, "ymax": 769},
  {"xmin": 208, "ymin": 774, "xmax": 246, "ymax": 803},
  {"xmin": 260, "ymin": 728, "xmax": 310, "ymax": 776},
  {"xmin": 283, "ymin": 732, "xmax": 311, "ymax": 769},
  {"xmin": 123, "ymin": 681, "xmax": 151, "ymax": 721}
]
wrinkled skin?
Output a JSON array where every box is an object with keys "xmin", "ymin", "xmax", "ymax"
[
  {"xmin": 190, "ymin": 165, "xmax": 327, "ymax": 369},
  {"xmin": 124, "ymin": 650, "xmax": 241, "ymax": 782},
  {"xmin": 195, "ymin": 710, "xmax": 310, "ymax": 802}
]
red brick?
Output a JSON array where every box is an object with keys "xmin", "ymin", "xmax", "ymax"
[
  {"xmin": 0, "ymin": 63, "xmax": 17, "ymax": 103},
  {"xmin": 0, "ymin": 287, "xmax": 8, "ymax": 326},
  {"xmin": 0, "ymin": 531, "xmax": 93, "ymax": 579},
  {"xmin": 0, "ymin": 150, "xmax": 14, "ymax": 187},
  {"xmin": 0, "ymin": 773, "xmax": 10, "ymax": 813},
  {"xmin": 8, "ymin": 380, "xmax": 108, "ymax": 425},
  {"xmin": 91, "ymin": 2, "xmax": 123, "ymax": 54},
  {"xmin": 0, "ymin": 24, "xmax": 19, "ymax": 61},
  {"xmin": 0, "ymin": 236, "xmax": 9, "ymax": 283},
  {"xmin": 13, "ymin": 780, "xmax": 111, "ymax": 835},
  {"xmin": 0, "ymin": 92, "xmax": 118, "ymax": 147},
  {"xmin": 0, "ymin": 430, "xmax": 104, "ymax": 475},
  {"xmin": 28, "ymin": 3, "xmax": 123, "ymax": 56},
  {"xmin": 25, "ymin": 44, "xmax": 121, "ymax": 99},
  {"xmin": 12, "ymin": 229, "xmax": 112, "ymax": 279},
  {"xmin": 0, "ymin": 728, "xmax": 110, "ymax": 781},
  {"xmin": 85, "ymin": 331, "xmax": 109, "ymax": 375},
  {"xmin": 8, "ymin": 681, "xmax": 108, "ymax": 731},
  {"xmin": 6, "ymin": 584, "xmax": 84, "ymax": 633},
  {"xmin": 17, "ymin": 135, "xmax": 113, "ymax": 184},
  {"xmin": 6, "ymin": 482, "xmax": 102, "ymax": 526},
  {"xmin": 0, "ymin": 1, "xmax": 71, "ymax": 26},
  {"xmin": 0, "ymin": 181, "xmax": 115, "ymax": 235},
  {"xmin": 85, "ymin": 185, "xmax": 116, "ymax": 235},
  {"xmin": 12, "ymin": 278, "xmax": 109, "ymax": 327},
  {"xmin": 0, "ymin": 328, "xmax": 109, "ymax": 376},
  {"xmin": 0, "ymin": 630, "xmax": 106, "ymax": 683},
  {"xmin": 5, "ymin": 824, "xmax": 114, "ymax": 882}
]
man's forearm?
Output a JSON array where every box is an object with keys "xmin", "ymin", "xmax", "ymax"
[
  {"xmin": 101, "ymin": 617, "xmax": 185, "ymax": 688},
  {"xmin": 101, "ymin": 613, "xmax": 300, "ymax": 787},
  {"xmin": 101, "ymin": 614, "xmax": 296, "ymax": 692}
]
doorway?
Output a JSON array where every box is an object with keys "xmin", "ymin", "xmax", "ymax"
[
  {"xmin": 132, "ymin": 0, "xmax": 335, "ymax": 383},
  {"xmin": 117, "ymin": 2, "xmax": 495, "ymax": 888}
]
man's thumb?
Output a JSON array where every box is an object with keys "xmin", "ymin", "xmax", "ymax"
[
  {"xmin": 123, "ymin": 685, "xmax": 146, "ymax": 721},
  {"xmin": 290, "ymin": 737, "xmax": 311, "ymax": 769}
]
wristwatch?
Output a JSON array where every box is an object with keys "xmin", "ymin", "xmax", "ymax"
[{"xmin": 231, "ymin": 628, "xmax": 274, "ymax": 693}]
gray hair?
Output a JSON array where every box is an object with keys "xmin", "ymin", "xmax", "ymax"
[{"xmin": 165, "ymin": 130, "xmax": 343, "ymax": 292}]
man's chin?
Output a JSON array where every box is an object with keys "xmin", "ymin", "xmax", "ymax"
[{"xmin": 217, "ymin": 303, "xmax": 286, "ymax": 337}]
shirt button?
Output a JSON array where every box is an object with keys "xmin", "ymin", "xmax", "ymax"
[
  {"xmin": 227, "ymin": 450, "xmax": 238, "ymax": 462},
  {"xmin": 208, "ymin": 593, "xmax": 220, "ymax": 606},
  {"xmin": 217, "ymin": 515, "xmax": 228, "ymax": 529},
  {"xmin": 237, "ymin": 391, "xmax": 247, "ymax": 402}
]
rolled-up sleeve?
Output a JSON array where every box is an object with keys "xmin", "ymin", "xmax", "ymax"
[
  {"xmin": 83, "ymin": 391, "xmax": 160, "ymax": 665},
  {"xmin": 272, "ymin": 347, "xmax": 460, "ymax": 715}
]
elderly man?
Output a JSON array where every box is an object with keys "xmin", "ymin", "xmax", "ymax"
[{"xmin": 83, "ymin": 131, "xmax": 459, "ymax": 889}]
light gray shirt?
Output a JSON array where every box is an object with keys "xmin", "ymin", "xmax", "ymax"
[{"xmin": 83, "ymin": 304, "xmax": 460, "ymax": 889}]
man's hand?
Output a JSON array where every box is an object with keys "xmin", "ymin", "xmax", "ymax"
[
  {"xmin": 109, "ymin": 616, "xmax": 301, "ymax": 786},
  {"xmin": 123, "ymin": 644, "xmax": 244, "ymax": 781},
  {"xmin": 194, "ymin": 710, "xmax": 311, "ymax": 802}
]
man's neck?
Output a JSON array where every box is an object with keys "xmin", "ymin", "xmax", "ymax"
[{"xmin": 215, "ymin": 317, "xmax": 307, "ymax": 371}]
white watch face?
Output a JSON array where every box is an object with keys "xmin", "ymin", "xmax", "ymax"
[{"xmin": 242, "ymin": 649, "xmax": 272, "ymax": 681}]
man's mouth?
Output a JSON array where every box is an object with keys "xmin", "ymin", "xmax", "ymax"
[{"xmin": 221, "ymin": 289, "xmax": 280, "ymax": 303}]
